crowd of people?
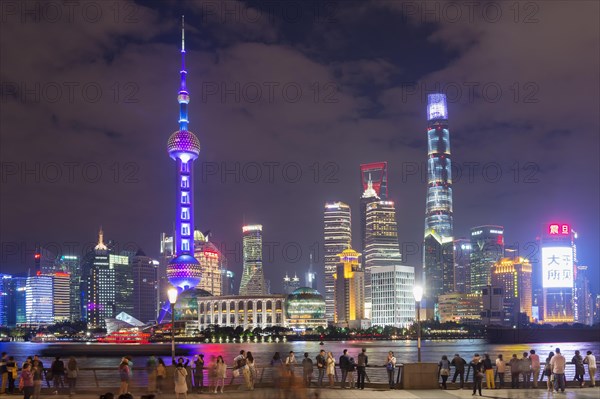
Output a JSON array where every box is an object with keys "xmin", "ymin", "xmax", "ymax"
[
  {"xmin": 0, "ymin": 347, "xmax": 596, "ymax": 398},
  {"xmin": 437, "ymin": 348, "xmax": 596, "ymax": 396}
]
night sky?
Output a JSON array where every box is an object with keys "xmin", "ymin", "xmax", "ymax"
[{"xmin": 1, "ymin": 1, "xmax": 598, "ymax": 294}]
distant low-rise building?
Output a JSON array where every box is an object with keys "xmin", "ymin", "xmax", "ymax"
[{"xmin": 438, "ymin": 293, "xmax": 482, "ymax": 324}]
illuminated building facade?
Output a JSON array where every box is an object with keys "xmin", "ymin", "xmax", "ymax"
[
  {"xmin": 112, "ymin": 253, "xmax": 133, "ymax": 316},
  {"xmin": 360, "ymin": 163, "xmax": 388, "ymax": 270},
  {"xmin": 1, "ymin": 276, "xmax": 27, "ymax": 326},
  {"xmin": 0, "ymin": 275, "xmax": 12, "ymax": 326},
  {"xmin": 56, "ymin": 255, "xmax": 81, "ymax": 321},
  {"xmin": 371, "ymin": 265, "xmax": 415, "ymax": 328},
  {"xmin": 239, "ymin": 225, "xmax": 266, "ymax": 295},
  {"xmin": 86, "ymin": 228, "xmax": 115, "ymax": 328},
  {"xmin": 491, "ymin": 257, "xmax": 532, "ymax": 324},
  {"xmin": 574, "ymin": 265, "xmax": 593, "ymax": 325},
  {"xmin": 364, "ymin": 198, "xmax": 402, "ymax": 318},
  {"xmin": 196, "ymin": 294, "xmax": 286, "ymax": 331},
  {"xmin": 334, "ymin": 248, "xmax": 365, "ymax": 328},
  {"xmin": 286, "ymin": 287, "xmax": 327, "ymax": 331},
  {"xmin": 438, "ymin": 293, "xmax": 482, "ymax": 324},
  {"xmin": 221, "ymin": 270, "xmax": 235, "ymax": 296},
  {"xmin": 52, "ymin": 272, "xmax": 71, "ymax": 323},
  {"xmin": 166, "ymin": 16, "xmax": 202, "ymax": 292},
  {"xmin": 196, "ymin": 233, "xmax": 225, "ymax": 296},
  {"xmin": 283, "ymin": 273, "xmax": 301, "ymax": 294},
  {"xmin": 541, "ymin": 223, "xmax": 576, "ymax": 323},
  {"xmin": 323, "ymin": 202, "xmax": 352, "ymax": 323},
  {"xmin": 470, "ymin": 225, "xmax": 504, "ymax": 294},
  {"xmin": 453, "ymin": 238, "xmax": 471, "ymax": 294},
  {"xmin": 423, "ymin": 93, "xmax": 454, "ymax": 314},
  {"xmin": 131, "ymin": 250, "xmax": 158, "ymax": 323},
  {"xmin": 25, "ymin": 274, "xmax": 54, "ymax": 326}
]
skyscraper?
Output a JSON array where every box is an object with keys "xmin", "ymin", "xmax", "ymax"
[
  {"xmin": 574, "ymin": 266, "xmax": 593, "ymax": 325},
  {"xmin": 305, "ymin": 253, "xmax": 317, "ymax": 290},
  {"xmin": 423, "ymin": 93, "xmax": 454, "ymax": 315},
  {"xmin": 491, "ymin": 257, "xmax": 533, "ymax": 324},
  {"xmin": 453, "ymin": 238, "xmax": 471, "ymax": 294},
  {"xmin": 239, "ymin": 225, "xmax": 266, "ymax": 295},
  {"xmin": 0, "ymin": 275, "xmax": 12, "ymax": 326},
  {"xmin": 56, "ymin": 255, "xmax": 81, "ymax": 321},
  {"xmin": 334, "ymin": 247, "xmax": 364, "ymax": 328},
  {"xmin": 112, "ymin": 253, "xmax": 133, "ymax": 315},
  {"xmin": 85, "ymin": 228, "xmax": 115, "ymax": 328},
  {"xmin": 52, "ymin": 272, "xmax": 71, "ymax": 323},
  {"xmin": 323, "ymin": 202, "xmax": 352, "ymax": 322},
  {"xmin": 371, "ymin": 265, "xmax": 415, "ymax": 328},
  {"xmin": 25, "ymin": 273, "xmax": 53, "ymax": 326},
  {"xmin": 195, "ymin": 231, "xmax": 226, "ymax": 296},
  {"xmin": 166, "ymin": 16, "xmax": 202, "ymax": 292},
  {"xmin": 360, "ymin": 163, "xmax": 388, "ymax": 271},
  {"xmin": 131, "ymin": 249, "xmax": 158, "ymax": 323},
  {"xmin": 541, "ymin": 223, "xmax": 576, "ymax": 323},
  {"xmin": 470, "ymin": 225, "xmax": 504, "ymax": 294},
  {"xmin": 364, "ymin": 198, "xmax": 402, "ymax": 319}
]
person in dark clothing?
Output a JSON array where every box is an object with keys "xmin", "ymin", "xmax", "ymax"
[
  {"xmin": 315, "ymin": 350, "xmax": 326, "ymax": 387},
  {"xmin": 51, "ymin": 356, "xmax": 65, "ymax": 392},
  {"xmin": 6, "ymin": 356, "xmax": 16, "ymax": 394},
  {"xmin": 193, "ymin": 354, "xmax": 204, "ymax": 393},
  {"xmin": 356, "ymin": 348, "xmax": 368, "ymax": 390},
  {"xmin": 572, "ymin": 350, "xmax": 585, "ymax": 387},
  {"xmin": 339, "ymin": 349, "xmax": 350, "ymax": 389},
  {"xmin": 470, "ymin": 355, "xmax": 484, "ymax": 396},
  {"xmin": 451, "ymin": 354, "xmax": 467, "ymax": 388}
]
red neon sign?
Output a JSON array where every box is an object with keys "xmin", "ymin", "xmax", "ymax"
[{"xmin": 548, "ymin": 224, "xmax": 570, "ymax": 235}]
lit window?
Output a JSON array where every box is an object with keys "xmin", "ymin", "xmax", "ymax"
[
  {"xmin": 181, "ymin": 162, "xmax": 190, "ymax": 173},
  {"xmin": 182, "ymin": 223, "xmax": 190, "ymax": 236},
  {"xmin": 181, "ymin": 176, "xmax": 189, "ymax": 188},
  {"xmin": 181, "ymin": 207, "xmax": 190, "ymax": 220},
  {"xmin": 181, "ymin": 191, "xmax": 190, "ymax": 204},
  {"xmin": 181, "ymin": 239, "xmax": 190, "ymax": 252}
]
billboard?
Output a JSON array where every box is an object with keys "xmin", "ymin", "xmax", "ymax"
[{"xmin": 541, "ymin": 247, "xmax": 574, "ymax": 288}]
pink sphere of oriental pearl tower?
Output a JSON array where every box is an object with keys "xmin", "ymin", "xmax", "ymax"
[{"xmin": 166, "ymin": 16, "xmax": 201, "ymax": 291}]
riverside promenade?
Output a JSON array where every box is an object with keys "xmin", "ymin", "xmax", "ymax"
[{"xmin": 14, "ymin": 387, "xmax": 600, "ymax": 399}]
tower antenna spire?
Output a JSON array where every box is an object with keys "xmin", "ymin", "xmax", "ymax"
[{"xmin": 178, "ymin": 15, "xmax": 189, "ymax": 131}]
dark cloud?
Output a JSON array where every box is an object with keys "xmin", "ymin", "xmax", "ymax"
[{"xmin": 0, "ymin": 0, "xmax": 597, "ymax": 294}]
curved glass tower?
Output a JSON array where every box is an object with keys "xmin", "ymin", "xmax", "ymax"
[
  {"xmin": 423, "ymin": 93, "xmax": 454, "ymax": 315},
  {"xmin": 166, "ymin": 16, "xmax": 202, "ymax": 291}
]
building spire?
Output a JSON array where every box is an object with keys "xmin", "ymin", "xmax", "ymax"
[
  {"xmin": 95, "ymin": 226, "xmax": 108, "ymax": 251},
  {"xmin": 178, "ymin": 15, "xmax": 190, "ymax": 131}
]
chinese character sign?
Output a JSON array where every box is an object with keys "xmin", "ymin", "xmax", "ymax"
[
  {"xmin": 541, "ymin": 247, "xmax": 574, "ymax": 288},
  {"xmin": 548, "ymin": 223, "xmax": 570, "ymax": 235}
]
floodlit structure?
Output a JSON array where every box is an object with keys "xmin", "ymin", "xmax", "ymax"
[{"xmin": 239, "ymin": 225, "xmax": 266, "ymax": 295}]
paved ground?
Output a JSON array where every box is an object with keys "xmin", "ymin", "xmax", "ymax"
[{"xmin": 2, "ymin": 387, "xmax": 598, "ymax": 399}]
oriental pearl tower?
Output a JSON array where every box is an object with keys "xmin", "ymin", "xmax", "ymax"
[{"xmin": 166, "ymin": 16, "xmax": 202, "ymax": 291}]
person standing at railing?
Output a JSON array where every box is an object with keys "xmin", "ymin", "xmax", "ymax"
[
  {"xmin": 66, "ymin": 356, "xmax": 78, "ymax": 396},
  {"xmin": 572, "ymin": 350, "xmax": 585, "ymax": 388},
  {"xmin": 356, "ymin": 348, "xmax": 368, "ymax": 390},
  {"xmin": 482, "ymin": 354, "xmax": 494, "ymax": 389},
  {"xmin": 214, "ymin": 356, "xmax": 226, "ymax": 394},
  {"xmin": 51, "ymin": 356, "xmax": 65, "ymax": 393},
  {"xmin": 326, "ymin": 352, "xmax": 335, "ymax": 388},
  {"xmin": 270, "ymin": 352, "xmax": 284, "ymax": 389},
  {"xmin": 247, "ymin": 352, "xmax": 256, "ymax": 390},
  {"xmin": 233, "ymin": 350, "xmax": 250, "ymax": 389},
  {"xmin": 495, "ymin": 354, "xmax": 506, "ymax": 389},
  {"xmin": 385, "ymin": 351, "xmax": 396, "ymax": 389},
  {"xmin": 450, "ymin": 354, "xmax": 466, "ymax": 389},
  {"xmin": 31, "ymin": 359, "xmax": 43, "ymax": 399},
  {"xmin": 192, "ymin": 354, "xmax": 204, "ymax": 393},
  {"xmin": 544, "ymin": 352, "xmax": 554, "ymax": 392},
  {"xmin": 520, "ymin": 352, "xmax": 531, "ymax": 388},
  {"xmin": 19, "ymin": 362, "xmax": 34, "ymax": 399},
  {"xmin": 438, "ymin": 355, "xmax": 450, "ymax": 389},
  {"xmin": 470, "ymin": 354, "xmax": 484, "ymax": 396},
  {"xmin": 529, "ymin": 350, "xmax": 540, "ymax": 388},
  {"xmin": 508, "ymin": 354, "xmax": 520, "ymax": 389},
  {"xmin": 156, "ymin": 358, "xmax": 167, "ymax": 394},
  {"xmin": 339, "ymin": 350, "xmax": 350, "ymax": 389},
  {"xmin": 347, "ymin": 357, "xmax": 357, "ymax": 389},
  {"xmin": 6, "ymin": 356, "xmax": 17, "ymax": 394},
  {"xmin": 302, "ymin": 352, "xmax": 313, "ymax": 387},
  {"xmin": 285, "ymin": 351, "xmax": 297, "ymax": 381},
  {"xmin": 146, "ymin": 356, "xmax": 157, "ymax": 394},
  {"xmin": 584, "ymin": 350, "xmax": 596, "ymax": 387},
  {"xmin": 174, "ymin": 358, "xmax": 189, "ymax": 399},
  {"xmin": 550, "ymin": 347, "xmax": 566, "ymax": 393},
  {"xmin": 316, "ymin": 349, "xmax": 326, "ymax": 387},
  {"xmin": 118, "ymin": 359, "xmax": 131, "ymax": 396}
]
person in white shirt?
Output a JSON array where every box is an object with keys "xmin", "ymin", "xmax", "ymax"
[{"xmin": 584, "ymin": 351, "xmax": 596, "ymax": 387}]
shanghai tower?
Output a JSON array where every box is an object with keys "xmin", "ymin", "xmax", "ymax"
[
  {"xmin": 166, "ymin": 16, "xmax": 202, "ymax": 291},
  {"xmin": 423, "ymin": 93, "xmax": 454, "ymax": 317}
]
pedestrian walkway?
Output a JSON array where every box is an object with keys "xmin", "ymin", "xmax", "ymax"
[{"xmin": 4, "ymin": 387, "xmax": 597, "ymax": 399}]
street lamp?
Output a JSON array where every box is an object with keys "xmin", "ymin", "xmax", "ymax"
[
  {"xmin": 413, "ymin": 285, "xmax": 423, "ymax": 363},
  {"xmin": 168, "ymin": 288, "xmax": 178, "ymax": 364}
]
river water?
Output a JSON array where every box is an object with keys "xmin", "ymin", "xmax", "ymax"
[{"xmin": 1, "ymin": 339, "xmax": 598, "ymax": 368}]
